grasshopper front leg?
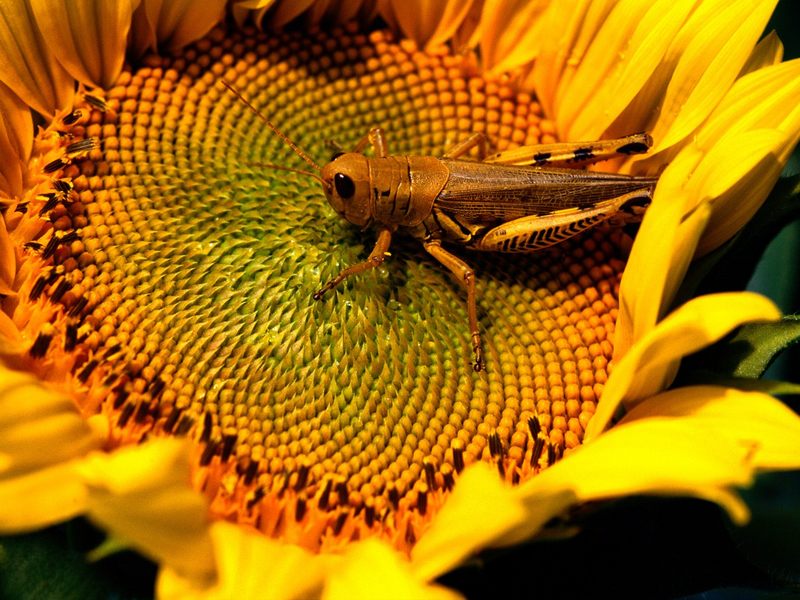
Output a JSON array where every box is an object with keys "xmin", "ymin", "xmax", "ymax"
[
  {"xmin": 423, "ymin": 240, "xmax": 483, "ymax": 372},
  {"xmin": 314, "ymin": 228, "xmax": 393, "ymax": 300}
]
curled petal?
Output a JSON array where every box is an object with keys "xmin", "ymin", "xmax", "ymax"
[
  {"xmin": 266, "ymin": 0, "xmax": 317, "ymax": 28},
  {"xmin": 303, "ymin": 0, "xmax": 373, "ymax": 27},
  {"xmin": 158, "ymin": 521, "xmax": 337, "ymax": 600},
  {"xmin": 522, "ymin": 415, "xmax": 753, "ymax": 527},
  {"xmin": 29, "ymin": 0, "xmax": 140, "ymax": 89},
  {"xmin": 586, "ymin": 292, "xmax": 780, "ymax": 439},
  {"xmin": 411, "ymin": 463, "xmax": 535, "ymax": 582},
  {"xmin": 739, "ymin": 30, "xmax": 784, "ymax": 76},
  {"xmin": 687, "ymin": 58, "xmax": 800, "ymax": 253},
  {"xmin": 479, "ymin": 0, "xmax": 549, "ymax": 73},
  {"xmin": 235, "ymin": 0, "xmax": 276, "ymax": 7},
  {"xmin": 379, "ymin": 0, "xmax": 476, "ymax": 49},
  {"xmin": 78, "ymin": 439, "xmax": 216, "ymax": 580},
  {"xmin": 131, "ymin": 0, "xmax": 226, "ymax": 54},
  {"xmin": 230, "ymin": 1, "xmax": 274, "ymax": 28},
  {"xmin": 0, "ymin": 0, "xmax": 74, "ymax": 116},
  {"xmin": 622, "ymin": 386, "xmax": 800, "ymax": 470},
  {"xmin": 614, "ymin": 177, "xmax": 711, "ymax": 357},
  {"xmin": 325, "ymin": 540, "xmax": 463, "ymax": 600},
  {"xmin": 0, "ymin": 461, "xmax": 87, "ymax": 531},
  {"xmin": 692, "ymin": 130, "xmax": 791, "ymax": 254},
  {"xmin": 0, "ymin": 366, "xmax": 101, "ymax": 477},
  {"xmin": 0, "ymin": 196, "xmax": 18, "ymax": 287},
  {"xmin": 0, "ymin": 365, "xmax": 101, "ymax": 531},
  {"xmin": 0, "ymin": 81, "xmax": 33, "ymax": 198},
  {"xmin": 617, "ymin": 60, "xmax": 800, "ymax": 343}
]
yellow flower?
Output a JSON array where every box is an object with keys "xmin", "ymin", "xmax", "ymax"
[{"xmin": 1, "ymin": 0, "xmax": 800, "ymax": 597}]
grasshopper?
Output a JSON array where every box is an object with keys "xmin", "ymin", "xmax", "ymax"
[{"xmin": 222, "ymin": 80, "xmax": 657, "ymax": 372}]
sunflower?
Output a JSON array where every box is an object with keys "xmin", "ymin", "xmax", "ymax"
[{"xmin": 1, "ymin": 0, "xmax": 800, "ymax": 598}]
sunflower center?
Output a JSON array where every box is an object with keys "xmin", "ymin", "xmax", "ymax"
[{"xmin": 14, "ymin": 24, "xmax": 624, "ymax": 552}]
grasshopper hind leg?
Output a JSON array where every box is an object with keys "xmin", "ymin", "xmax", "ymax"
[{"xmin": 423, "ymin": 240, "xmax": 483, "ymax": 372}]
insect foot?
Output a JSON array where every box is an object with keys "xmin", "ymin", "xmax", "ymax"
[{"xmin": 473, "ymin": 341, "xmax": 483, "ymax": 372}]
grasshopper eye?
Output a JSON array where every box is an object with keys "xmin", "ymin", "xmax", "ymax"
[{"xmin": 334, "ymin": 173, "xmax": 355, "ymax": 199}]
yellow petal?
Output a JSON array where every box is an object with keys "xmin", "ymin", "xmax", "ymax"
[
  {"xmin": 236, "ymin": 0, "xmax": 275, "ymax": 8},
  {"xmin": 586, "ymin": 292, "xmax": 781, "ymax": 439},
  {"xmin": 304, "ymin": 0, "xmax": 376, "ymax": 27},
  {"xmin": 29, "ymin": 0, "xmax": 139, "ymax": 89},
  {"xmin": 0, "ymin": 208, "xmax": 17, "ymax": 288},
  {"xmin": 381, "ymin": 0, "xmax": 476, "ymax": 49},
  {"xmin": 647, "ymin": 0, "xmax": 778, "ymax": 155},
  {"xmin": 158, "ymin": 521, "xmax": 337, "ymax": 600},
  {"xmin": 127, "ymin": 1, "xmax": 155, "ymax": 57},
  {"xmin": 739, "ymin": 30, "xmax": 784, "ymax": 76},
  {"xmin": 0, "ymin": 81, "xmax": 33, "ymax": 198},
  {"xmin": 0, "ymin": 461, "xmax": 87, "ymax": 531},
  {"xmin": 0, "ymin": 309, "xmax": 23, "ymax": 350},
  {"xmin": 688, "ymin": 40, "xmax": 800, "ymax": 150},
  {"xmin": 560, "ymin": 0, "xmax": 697, "ymax": 140},
  {"xmin": 479, "ymin": 0, "xmax": 549, "ymax": 74},
  {"xmin": 623, "ymin": 73, "xmax": 795, "ymax": 315},
  {"xmin": 614, "ymin": 175, "xmax": 711, "ymax": 358},
  {"xmin": 136, "ymin": 0, "xmax": 226, "ymax": 54},
  {"xmin": 0, "ymin": 366, "xmax": 101, "ymax": 476},
  {"xmin": 523, "ymin": 413, "xmax": 752, "ymax": 525},
  {"xmin": 77, "ymin": 439, "xmax": 216, "ymax": 579},
  {"xmin": 0, "ymin": 0, "xmax": 74, "ymax": 116},
  {"xmin": 525, "ymin": 0, "xmax": 615, "ymax": 119},
  {"xmin": 622, "ymin": 386, "xmax": 800, "ymax": 470},
  {"xmin": 664, "ymin": 58, "xmax": 800, "ymax": 254},
  {"xmin": 424, "ymin": 0, "xmax": 478, "ymax": 49},
  {"xmin": 438, "ymin": 473, "xmax": 580, "ymax": 556},
  {"xmin": 692, "ymin": 129, "xmax": 791, "ymax": 254},
  {"xmin": 411, "ymin": 462, "xmax": 533, "ymax": 582},
  {"xmin": 326, "ymin": 539, "xmax": 463, "ymax": 600},
  {"xmin": 449, "ymin": 1, "xmax": 483, "ymax": 51},
  {"xmin": 267, "ymin": 0, "xmax": 317, "ymax": 28},
  {"xmin": 0, "ymin": 365, "xmax": 101, "ymax": 531}
]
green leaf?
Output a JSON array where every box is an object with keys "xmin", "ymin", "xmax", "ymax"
[
  {"xmin": 679, "ymin": 316, "xmax": 800, "ymax": 380},
  {"xmin": 0, "ymin": 519, "xmax": 155, "ymax": 600},
  {"xmin": 675, "ymin": 374, "xmax": 800, "ymax": 396}
]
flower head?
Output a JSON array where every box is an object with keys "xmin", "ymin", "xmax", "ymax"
[{"xmin": 1, "ymin": 1, "xmax": 800, "ymax": 597}]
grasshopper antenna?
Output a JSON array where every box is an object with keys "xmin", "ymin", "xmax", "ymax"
[
  {"xmin": 245, "ymin": 161, "xmax": 325, "ymax": 187},
  {"xmin": 220, "ymin": 79, "xmax": 322, "ymax": 173}
]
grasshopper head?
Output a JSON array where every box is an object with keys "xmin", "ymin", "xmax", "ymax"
[{"xmin": 321, "ymin": 154, "xmax": 373, "ymax": 228}]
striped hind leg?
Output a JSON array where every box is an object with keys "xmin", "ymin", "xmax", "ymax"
[
  {"xmin": 484, "ymin": 132, "xmax": 653, "ymax": 168},
  {"xmin": 470, "ymin": 191, "xmax": 651, "ymax": 252}
]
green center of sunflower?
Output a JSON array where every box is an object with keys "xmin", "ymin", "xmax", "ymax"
[{"xmin": 20, "ymin": 24, "xmax": 624, "ymax": 552}]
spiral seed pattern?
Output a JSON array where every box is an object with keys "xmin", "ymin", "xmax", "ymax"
[{"xmin": 15, "ymin": 24, "xmax": 625, "ymax": 552}]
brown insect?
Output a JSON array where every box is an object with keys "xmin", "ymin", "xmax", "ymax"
[{"xmin": 222, "ymin": 80, "xmax": 657, "ymax": 372}]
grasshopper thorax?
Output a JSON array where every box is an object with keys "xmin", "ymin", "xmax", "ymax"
[{"xmin": 321, "ymin": 154, "xmax": 373, "ymax": 228}]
